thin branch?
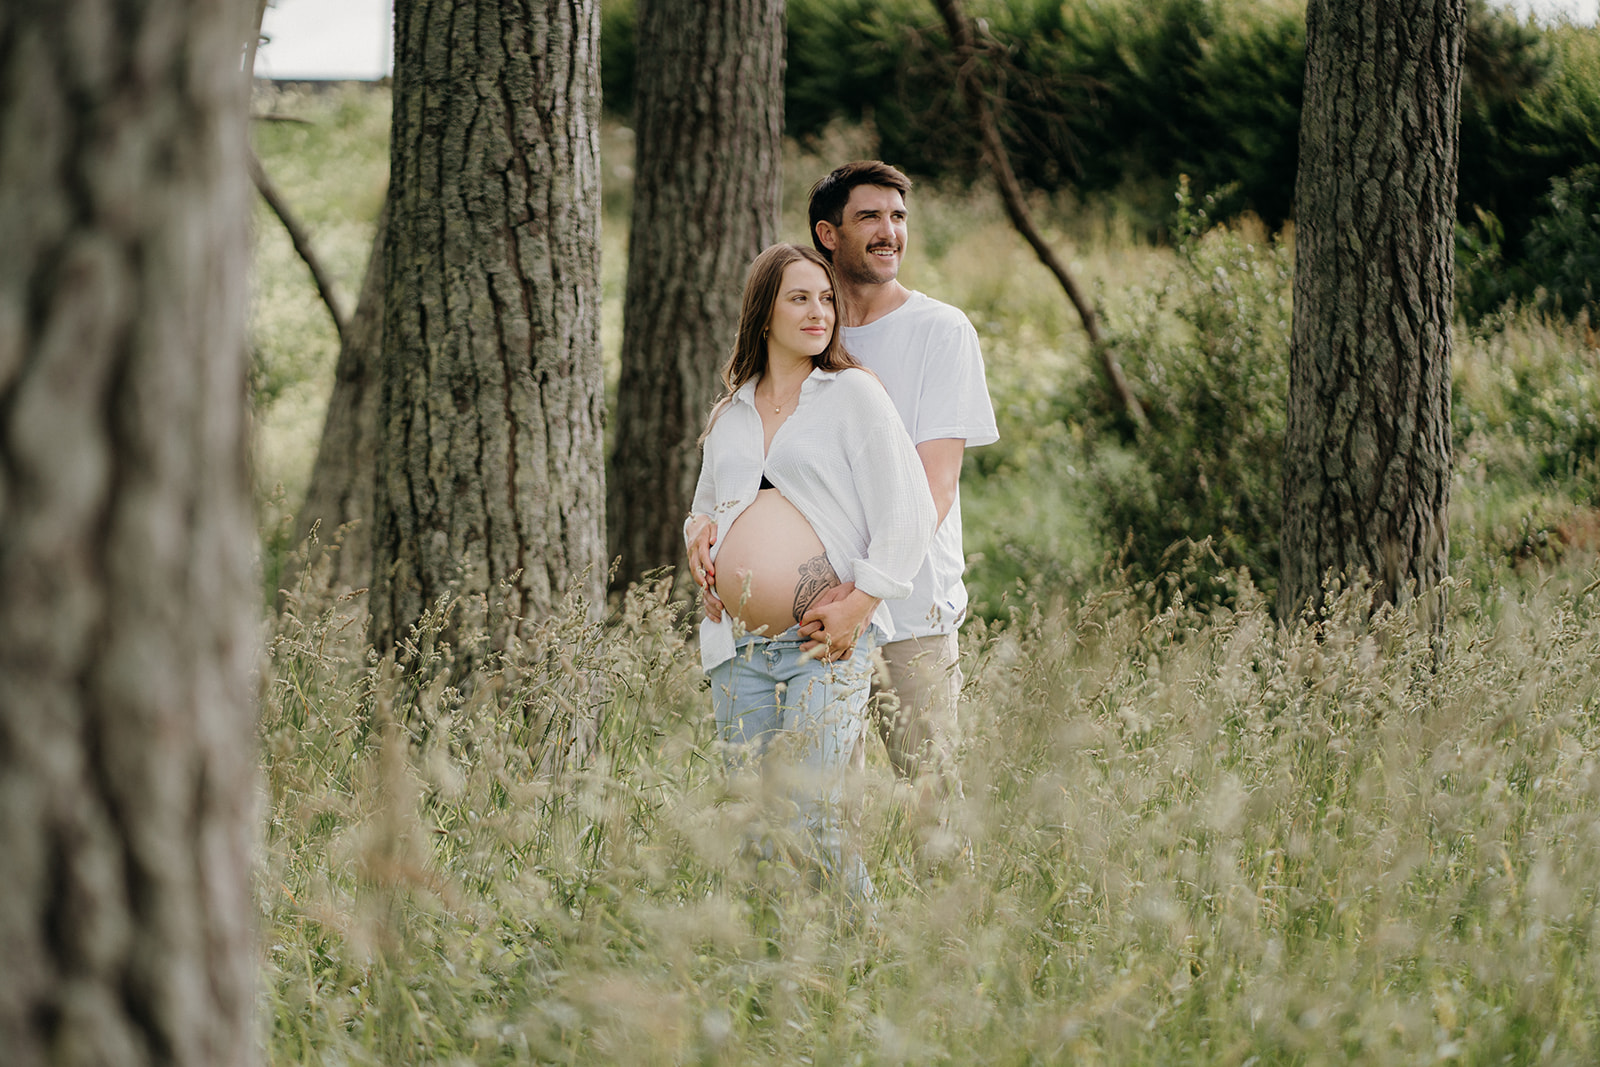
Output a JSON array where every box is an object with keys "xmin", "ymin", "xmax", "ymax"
[
  {"xmin": 933, "ymin": 0, "xmax": 1147, "ymax": 431},
  {"xmin": 246, "ymin": 5, "xmax": 347, "ymax": 345},
  {"xmin": 248, "ymin": 148, "xmax": 349, "ymax": 345}
]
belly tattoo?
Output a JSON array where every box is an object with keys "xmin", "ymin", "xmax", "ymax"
[{"xmin": 791, "ymin": 554, "xmax": 841, "ymax": 623}]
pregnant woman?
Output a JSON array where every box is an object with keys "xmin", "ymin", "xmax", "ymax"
[{"xmin": 684, "ymin": 243, "xmax": 934, "ymax": 899}]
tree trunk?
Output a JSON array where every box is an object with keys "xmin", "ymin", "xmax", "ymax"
[
  {"xmin": 607, "ymin": 0, "xmax": 785, "ymax": 591},
  {"xmin": 285, "ymin": 195, "xmax": 389, "ymax": 605},
  {"xmin": 0, "ymin": 3, "xmax": 259, "ymax": 1065},
  {"xmin": 1278, "ymin": 0, "xmax": 1464, "ymax": 621},
  {"xmin": 372, "ymin": 0, "xmax": 606, "ymax": 656}
]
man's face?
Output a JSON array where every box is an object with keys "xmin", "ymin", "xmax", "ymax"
[{"xmin": 819, "ymin": 185, "xmax": 907, "ymax": 288}]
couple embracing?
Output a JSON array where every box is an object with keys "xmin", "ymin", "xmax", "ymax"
[{"xmin": 683, "ymin": 161, "xmax": 998, "ymax": 900}]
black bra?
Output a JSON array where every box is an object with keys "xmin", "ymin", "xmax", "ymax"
[{"xmin": 759, "ymin": 473, "xmax": 776, "ymax": 491}]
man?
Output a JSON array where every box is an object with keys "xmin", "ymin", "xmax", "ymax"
[{"xmin": 801, "ymin": 160, "xmax": 998, "ymax": 810}]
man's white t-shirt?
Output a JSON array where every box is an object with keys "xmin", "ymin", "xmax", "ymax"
[{"xmin": 843, "ymin": 290, "xmax": 998, "ymax": 641}]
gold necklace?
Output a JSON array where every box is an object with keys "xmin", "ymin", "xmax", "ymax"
[{"xmin": 763, "ymin": 376, "xmax": 806, "ymax": 414}]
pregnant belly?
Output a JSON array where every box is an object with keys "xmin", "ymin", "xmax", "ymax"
[{"xmin": 715, "ymin": 489, "xmax": 839, "ymax": 637}]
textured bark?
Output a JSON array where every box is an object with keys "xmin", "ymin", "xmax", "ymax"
[
  {"xmin": 0, "ymin": 2, "xmax": 259, "ymax": 1065},
  {"xmin": 1278, "ymin": 0, "xmax": 1464, "ymax": 621},
  {"xmin": 607, "ymin": 0, "xmax": 785, "ymax": 590},
  {"xmin": 372, "ymin": 0, "xmax": 606, "ymax": 655},
  {"xmin": 286, "ymin": 196, "xmax": 389, "ymax": 602}
]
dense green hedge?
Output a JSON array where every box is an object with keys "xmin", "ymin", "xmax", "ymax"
[
  {"xmin": 1460, "ymin": 163, "xmax": 1600, "ymax": 323},
  {"xmin": 783, "ymin": 0, "xmax": 1307, "ymax": 233},
  {"xmin": 602, "ymin": 0, "xmax": 1599, "ymax": 320},
  {"xmin": 1457, "ymin": 26, "xmax": 1600, "ymax": 322}
]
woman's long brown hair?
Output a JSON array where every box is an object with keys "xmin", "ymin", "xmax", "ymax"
[{"xmin": 700, "ymin": 244, "xmax": 860, "ymax": 441}]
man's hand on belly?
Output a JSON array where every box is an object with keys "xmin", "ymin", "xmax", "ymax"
[
  {"xmin": 797, "ymin": 581, "xmax": 852, "ymax": 641},
  {"xmin": 799, "ymin": 583, "xmax": 879, "ymax": 661}
]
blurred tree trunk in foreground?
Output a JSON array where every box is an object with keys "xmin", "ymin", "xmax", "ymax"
[
  {"xmin": 286, "ymin": 196, "xmax": 389, "ymax": 603},
  {"xmin": 1279, "ymin": 0, "xmax": 1465, "ymax": 621},
  {"xmin": 0, "ymin": 2, "xmax": 259, "ymax": 1064},
  {"xmin": 372, "ymin": 0, "xmax": 606, "ymax": 662},
  {"xmin": 608, "ymin": 0, "xmax": 785, "ymax": 590}
]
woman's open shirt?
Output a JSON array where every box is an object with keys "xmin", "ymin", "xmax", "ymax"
[{"xmin": 688, "ymin": 366, "xmax": 936, "ymax": 671}]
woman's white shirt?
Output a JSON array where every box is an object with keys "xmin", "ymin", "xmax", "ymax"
[{"xmin": 688, "ymin": 366, "xmax": 936, "ymax": 671}]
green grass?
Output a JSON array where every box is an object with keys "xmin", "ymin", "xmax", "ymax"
[
  {"xmin": 264, "ymin": 563, "xmax": 1600, "ymax": 1064},
  {"xmin": 252, "ymin": 82, "xmax": 1600, "ymax": 1064},
  {"xmin": 249, "ymin": 82, "xmax": 389, "ymax": 573}
]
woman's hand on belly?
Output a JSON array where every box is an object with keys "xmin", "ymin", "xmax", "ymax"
[{"xmin": 686, "ymin": 516, "xmax": 722, "ymax": 621}]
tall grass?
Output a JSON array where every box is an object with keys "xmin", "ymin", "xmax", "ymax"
[
  {"xmin": 263, "ymin": 559, "xmax": 1600, "ymax": 1063},
  {"xmin": 252, "ymin": 82, "xmax": 1600, "ymax": 1063}
]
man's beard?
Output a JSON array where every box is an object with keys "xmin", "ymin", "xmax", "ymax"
[{"xmin": 840, "ymin": 246, "xmax": 897, "ymax": 287}]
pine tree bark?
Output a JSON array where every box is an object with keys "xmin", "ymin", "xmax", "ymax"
[
  {"xmin": 1278, "ymin": 0, "xmax": 1464, "ymax": 621},
  {"xmin": 0, "ymin": 2, "xmax": 259, "ymax": 1065},
  {"xmin": 372, "ymin": 0, "xmax": 606, "ymax": 655},
  {"xmin": 607, "ymin": 0, "xmax": 785, "ymax": 590}
]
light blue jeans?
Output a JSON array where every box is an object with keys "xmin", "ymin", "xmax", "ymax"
[{"xmin": 708, "ymin": 625, "xmax": 877, "ymax": 902}]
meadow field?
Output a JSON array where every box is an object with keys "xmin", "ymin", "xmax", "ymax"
[{"xmin": 253, "ymin": 83, "xmax": 1600, "ymax": 1064}]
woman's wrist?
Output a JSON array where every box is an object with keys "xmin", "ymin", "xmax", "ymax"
[{"xmin": 684, "ymin": 512, "xmax": 710, "ymax": 549}]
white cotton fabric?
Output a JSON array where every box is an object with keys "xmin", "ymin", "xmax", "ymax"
[
  {"xmin": 688, "ymin": 366, "xmax": 937, "ymax": 672},
  {"xmin": 842, "ymin": 290, "xmax": 999, "ymax": 639}
]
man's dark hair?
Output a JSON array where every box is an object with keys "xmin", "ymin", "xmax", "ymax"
[{"xmin": 807, "ymin": 161, "xmax": 913, "ymax": 258}]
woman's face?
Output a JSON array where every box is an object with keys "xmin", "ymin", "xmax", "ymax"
[{"xmin": 764, "ymin": 259, "xmax": 835, "ymax": 362}]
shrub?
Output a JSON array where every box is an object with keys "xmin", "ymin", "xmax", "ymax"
[
  {"xmin": 598, "ymin": 0, "xmax": 635, "ymax": 119},
  {"xmin": 1458, "ymin": 163, "xmax": 1600, "ymax": 324},
  {"xmin": 1455, "ymin": 205, "xmax": 1518, "ymax": 322},
  {"xmin": 1460, "ymin": 20, "xmax": 1600, "ymax": 262},
  {"xmin": 1074, "ymin": 180, "xmax": 1292, "ymax": 604},
  {"xmin": 1452, "ymin": 307, "xmax": 1600, "ymax": 554},
  {"xmin": 1524, "ymin": 163, "xmax": 1600, "ymax": 321}
]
